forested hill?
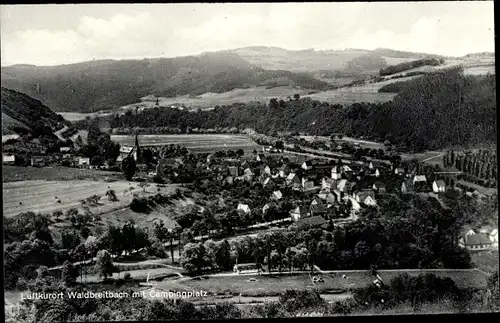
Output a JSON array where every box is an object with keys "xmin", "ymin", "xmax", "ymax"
[
  {"xmin": 0, "ymin": 52, "xmax": 332, "ymax": 113},
  {"xmin": 1, "ymin": 87, "xmax": 69, "ymax": 136},
  {"xmin": 104, "ymin": 67, "xmax": 496, "ymax": 152}
]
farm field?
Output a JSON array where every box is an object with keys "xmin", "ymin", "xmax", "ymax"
[
  {"xmin": 110, "ymin": 134, "xmax": 261, "ymax": 153},
  {"xmin": 2, "ymin": 178, "xmax": 179, "ymax": 218},
  {"xmin": 59, "ymin": 112, "xmax": 112, "ymax": 122},
  {"xmin": 2, "ymin": 165, "xmax": 122, "ymax": 182}
]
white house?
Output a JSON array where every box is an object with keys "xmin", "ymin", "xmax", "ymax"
[
  {"xmin": 290, "ymin": 206, "xmax": 310, "ymax": 221},
  {"xmin": 413, "ymin": 175, "xmax": 427, "ymax": 184},
  {"xmin": 59, "ymin": 146, "xmax": 71, "ymax": 152},
  {"xmin": 237, "ymin": 203, "xmax": 251, "ymax": 215},
  {"xmin": 262, "ymin": 165, "xmax": 272, "ymax": 175},
  {"xmin": 432, "ymin": 180, "xmax": 446, "ymax": 193},
  {"xmin": 374, "ymin": 169, "xmax": 380, "ymax": 178},
  {"xmin": 286, "ymin": 173, "xmax": 300, "ymax": 185},
  {"xmin": 271, "ymin": 190, "xmax": 283, "ymax": 200},
  {"xmin": 2, "ymin": 154, "xmax": 15, "ymax": 165},
  {"xmin": 342, "ymin": 165, "xmax": 352, "ymax": 173},
  {"xmin": 331, "ymin": 166, "xmax": 342, "ymax": 180},
  {"xmin": 336, "ymin": 179, "xmax": 348, "ymax": 192},
  {"xmin": 78, "ymin": 157, "xmax": 90, "ymax": 167},
  {"xmin": 301, "ymin": 161, "xmax": 312, "ymax": 171},
  {"xmin": 355, "ymin": 190, "xmax": 377, "ymax": 206},
  {"xmin": 302, "ymin": 178, "xmax": 315, "ymax": 191}
]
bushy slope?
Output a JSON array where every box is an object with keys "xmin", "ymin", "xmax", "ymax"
[
  {"xmin": 1, "ymin": 87, "xmax": 68, "ymax": 135},
  {"xmin": 1, "ymin": 52, "xmax": 332, "ymax": 113}
]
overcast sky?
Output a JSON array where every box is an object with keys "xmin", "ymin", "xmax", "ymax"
[{"xmin": 0, "ymin": 2, "xmax": 495, "ymax": 66}]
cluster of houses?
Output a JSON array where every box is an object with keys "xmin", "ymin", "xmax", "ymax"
[{"xmin": 168, "ymin": 151, "xmax": 455, "ymax": 230}]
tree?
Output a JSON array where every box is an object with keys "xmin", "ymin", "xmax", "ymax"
[
  {"xmin": 236, "ymin": 149, "xmax": 244, "ymax": 157},
  {"xmin": 105, "ymin": 189, "xmax": 119, "ymax": 202},
  {"xmin": 121, "ymin": 156, "xmax": 136, "ymax": 181},
  {"xmin": 293, "ymin": 94, "xmax": 300, "ymax": 100},
  {"xmin": 269, "ymin": 98, "xmax": 279, "ymax": 109},
  {"xmin": 95, "ymin": 250, "xmax": 115, "ymax": 279},
  {"xmin": 61, "ymin": 260, "xmax": 78, "ymax": 286}
]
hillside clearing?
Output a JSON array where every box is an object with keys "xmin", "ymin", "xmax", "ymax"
[
  {"xmin": 2, "ymin": 179, "xmax": 179, "ymax": 218},
  {"xmin": 110, "ymin": 134, "xmax": 260, "ymax": 153}
]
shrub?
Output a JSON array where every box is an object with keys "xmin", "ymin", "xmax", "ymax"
[
  {"xmin": 130, "ymin": 197, "xmax": 149, "ymax": 213},
  {"xmin": 124, "ymin": 273, "xmax": 132, "ymax": 280}
]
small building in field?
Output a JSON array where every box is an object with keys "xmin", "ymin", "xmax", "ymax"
[
  {"xmin": 234, "ymin": 263, "xmax": 261, "ymax": 274},
  {"xmin": 31, "ymin": 156, "xmax": 46, "ymax": 167},
  {"xmin": 3, "ymin": 154, "xmax": 16, "ymax": 165},
  {"xmin": 432, "ymin": 180, "xmax": 446, "ymax": 193},
  {"xmin": 290, "ymin": 206, "xmax": 310, "ymax": 221},
  {"xmin": 237, "ymin": 203, "xmax": 251, "ymax": 215},
  {"xmin": 78, "ymin": 157, "xmax": 90, "ymax": 167}
]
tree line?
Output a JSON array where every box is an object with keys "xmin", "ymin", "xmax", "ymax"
[{"xmin": 92, "ymin": 67, "xmax": 495, "ymax": 153}]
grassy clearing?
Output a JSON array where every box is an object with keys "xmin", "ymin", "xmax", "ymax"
[
  {"xmin": 471, "ymin": 251, "xmax": 499, "ymax": 274},
  {"xmin": 2, "ymin": 178, "xmax": 179, "ymax": 218},
  {"xmin": 156, "ymin": 269, "xmax": 489, "ymax": 298},
  {"xmin": 2, "ymin": 165, "xmax": 122, "ymax": 182},
  {"xmin": 110, "ymin": 134, "xmax": 261, "ymax": 153}
]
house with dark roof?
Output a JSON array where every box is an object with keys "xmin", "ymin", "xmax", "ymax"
[
  {"xmin": 310, "ymin": 203, "xmax": 327, "ymax": 217},
  {"xmin": 322, "ymin": 178, "xmax": 336, "ymax": 191},
  {"xmin": 296, "ymin": 215, "xmax": 327, "ymax": 229},
  {"xmin": 372, "ymin": 181, "xmax": 386, "ymax": 193},
  {"xmin": 354, "ymin": 190, "xmax": 377, "ymax": 206},
  {"xmin": 262, "ymin": 201, "xmax": 277, "ymax": 214},
  {"xmin": 459, "ymin": 232, "xmax": 494, "ymax": 252}
]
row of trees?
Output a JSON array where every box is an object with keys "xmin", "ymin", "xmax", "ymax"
[{"xmin": 444, "ymin": 149, "xmax": 497, "ymax": 183}]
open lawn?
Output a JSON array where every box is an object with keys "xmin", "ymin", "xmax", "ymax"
[
  {"xmin": 156, "ymin": 269, "xmax": 489, "ymax": 298},
  {"xmin": 2, "ymin": 178, "xmax": 179, "ymax": 218},
  {"xmin": 2, "ymin": 165, "xmax": 121, "ymax": 182},
  {"xmin": 110, "ymin": 134, "xmax": 261, "ymax": 154},
  {"xmin": 471, "ymin": 251, "xmax": 499, "ymax": 274}
]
